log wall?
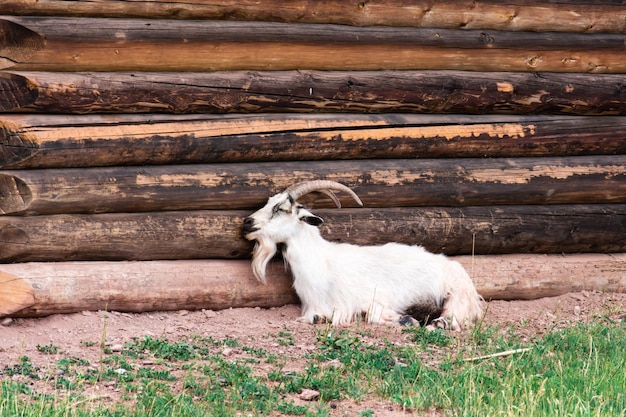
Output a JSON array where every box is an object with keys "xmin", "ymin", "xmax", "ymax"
[{"xmin": 0, "ymin": 1, "xmax": 625, "ymax": 317}]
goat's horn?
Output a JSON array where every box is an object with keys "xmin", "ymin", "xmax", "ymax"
[{"xmin": 285, "ymin": 180, "xmax": 363, "ymax": 208}]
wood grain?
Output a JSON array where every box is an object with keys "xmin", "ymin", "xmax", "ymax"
[
  {"xmin": 2, "ymin": 113, "xmax": 626, "ymax": 169},
  {"xmin": 0, "ymin": 205, "xmax": 624, "ymax": 263},
  {"xmin": 3, "ymin": 17, "xmax": 625, "ymax": 72},
  {"xmin": 2, "ymin": 253, "xmax": 625, "ymax": 317},
  {"xmin": 3, "ymin": 71, "xmax": 626, "ymax": 115},
  {"xmin": 1, "ymin": 0, "xmax": 625, "ymax": 34}
]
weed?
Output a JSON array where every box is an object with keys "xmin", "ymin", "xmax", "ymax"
[
  {"xmin": 277, "ymin": 331, "xmax": 295, "ymax": 346},
  {"xmin": 403, "ymin": 326, "xmax": 452, "ymax": 347},
  {"xmin": 2, "ymin": 356, "xmax": 39, "ymax": 379},
  {"xmin": 124, "ymin": 336, "xmax": 200, "ymax": 361},
  {"xmin": 1, "ymin": 321, "xmax": 623, "ymax": 417},
  {"xmin": 36, "ymin": 343, "xmax": 60, "ymax": 355}
]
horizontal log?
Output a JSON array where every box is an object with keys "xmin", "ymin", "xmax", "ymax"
[
  {"xmin": 2, "ymin": 253, "xmax": 625, "ymax": 317},
  {"xmin": 1, "ymin": 1, "xmax": 625, "ymax": 34},
  {"xmin": 1, "ymin": 156, "xmax": 625, "ymax": 215},
  {"xmin": 2, "ymin": 113, "xmax": 626, "ymax": 169},
  {"xmin": 0, "ymin": 260, "xmax": 298, "ymax": 317},
  {"xmin": 3, "ymin": 17, "xmax": 626, "ymax": 72},
  {"xmin": 4, "ymin": 70, "xmax": 626, "ymax": 115},
  {"xmin": 0, "ymin": 205, "xmax": 624, "ymax": 263}
]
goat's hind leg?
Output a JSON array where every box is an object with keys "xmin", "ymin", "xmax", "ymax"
[
  {"xmin": 401, "ymin": 302, "xmax": 444, "ymax": 328},
  {"xmin": 436, "ymin": 291, "xmax": 482, "ymax": 331},
  {"xmin": 365, "ymin": 303, "xmax": 403, "ymax": 324}
]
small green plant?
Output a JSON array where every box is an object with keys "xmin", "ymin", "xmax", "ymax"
[
  {"xmin": 403, "ymin": 325, "xmax": 452, "ymax": 347},
  {"xmin": 277, "ymin": 331, "xmax": 295, "ymax": 346},
  {"xmin": 36, "ymin": 343, "xmax": 60, "ymax": 354},
  {"xmin": 124, "ymin": 336, "xmax": 200, "ymax": 360},
  {"xmin": 2, "ymin": 356, "xmax": 39, "ymax": 380}
]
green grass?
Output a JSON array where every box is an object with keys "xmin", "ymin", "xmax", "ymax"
[{"xmin": 1, "ymin": 320, "xmax": 624, "ymax": 416}]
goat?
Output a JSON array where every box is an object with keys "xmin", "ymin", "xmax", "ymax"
[{"xmin": 242, "ymin": 180, "xmax": 483, "ymax": 330}]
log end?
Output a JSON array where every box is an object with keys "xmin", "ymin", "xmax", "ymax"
[
  {"xmin": 0, "ymin": 72, "xmax": 39, "ymax": 111},
  {"xmin": 0, "ymin": 118, "xmax": 40, "ymax": 168},
  {"xmin": 0, "ymin": 174, "xmax": 32, "ymax": 214},
  {"xmin": 0, "ymin": 19, "xmax": 45, "ymax": 69},
  {"xmin": 0, "ymin": 270, "xmax": 35, "ymax": 316}
]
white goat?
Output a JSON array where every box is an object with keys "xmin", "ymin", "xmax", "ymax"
[{"xmin": 242, "ymin": 180, "xmax": 483, "ymax": 330}]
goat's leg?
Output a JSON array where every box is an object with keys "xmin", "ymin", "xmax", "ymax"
[
  {"xmin": 365, "ymin": 303, "xmax": 403, "ymax": 324},
  {"xmin": 437, "ymin": 292, "xmax": 473, "ymax": 331}
]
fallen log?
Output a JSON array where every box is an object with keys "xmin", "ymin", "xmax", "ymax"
[
  {"xmin": 1, "ymin": 0, "xmax": 625, "ymax": 34},
  {"xmin": 4, "ymin": 70, "xmax": 626, "ymax": 115},
  {"xmin": 2, "ymin": 113, "xmax": 626, "ymax": 169},
  {"xmin": 3, "ymin": 17, "xmax": 626, "ymax": 72},
  {"xmin": 0, "ymin": 205, "xmax": 624, "ymax": 263},
  {"xmin": 2, "ymin": 253, "xmax": 625, "ymax": 317},
  {"xmin": 1, "ymin": 156, "xmax": 625, "ymax": 215}
]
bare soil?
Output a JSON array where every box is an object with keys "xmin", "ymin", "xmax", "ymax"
[{"xmin": 1, "ymin": 291, "xmax": 625, "ymax": 415}]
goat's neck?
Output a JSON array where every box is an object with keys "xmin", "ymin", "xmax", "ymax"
[{"xmin": 283, "ymin": 226, "xmax": 332, "ymax": 279}]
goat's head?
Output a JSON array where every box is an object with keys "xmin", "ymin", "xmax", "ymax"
[{"xmin": 242, "ymin": 180, "xmax": 363, "ymax": 283}]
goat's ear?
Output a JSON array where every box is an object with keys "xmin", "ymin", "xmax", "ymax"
[{"xmin": 302, "ymin": 214, "xmax": 324, "ymax": 227}]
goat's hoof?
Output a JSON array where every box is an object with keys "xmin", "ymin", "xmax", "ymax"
[
  {"xmin": 311, "ymin": 315, "xmax": 330, "ymax": 324},
  {"xmin": 398, "ymin": 315, "xmax": 416, "ymax": 327},
  {"xmin": 426, "ymin": 317, "xmax": 449, "ymax": 330},
  {"xmin": 298, "ymin": 315, "xmax": 324, "ymax": 324}
]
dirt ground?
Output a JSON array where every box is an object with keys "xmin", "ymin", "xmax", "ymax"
[{"xmin": 1, "ymin": 291, "xmax": 625, "ymax": 415}]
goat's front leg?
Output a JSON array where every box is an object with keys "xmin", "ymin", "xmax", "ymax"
[
  {"xmin": 296, "ymin": 314, "xmax": 326, "ymax": 324},
  {"xmin": 296, "ymin": 303, "xmax": 326, "ymax": 324}
]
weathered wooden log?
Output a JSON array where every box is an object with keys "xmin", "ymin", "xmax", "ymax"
[
  {"xmin": 2, "ymin": 253, "xmax": 625, "ymax": 317},
  {"xmin": 0, "ymin": 205, "xmax": 624, "ymax": 263},
  {"xmin": 3, "ymin": 17, "xmax": 626, "ymax": 72},
  {"xmin": 1, "ymin": 157, "xmax": 625, "ymax": 215},
  {"xmin": 0, "ymin": 260, "xmax": 299, "ymax": 317},
  {"xmin": 4, "ymin": 71, "xmax": 626, "ymax": 115},
  {"xmin": 2, "ymin": 113, "xmax": 626, "ymax": 169},
  {"xmin": 1, "ymin": 0, "xmax": 625, "ymax": 34}
]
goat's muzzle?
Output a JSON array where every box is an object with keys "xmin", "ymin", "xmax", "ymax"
[{"xmin": 241, "ymin": 217, "xmax": 257, "ymax": 238}]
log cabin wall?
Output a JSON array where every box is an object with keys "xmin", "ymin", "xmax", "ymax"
[{"xmin": 1, "ymin": 1, "xmax": 625, "ymax": 317}]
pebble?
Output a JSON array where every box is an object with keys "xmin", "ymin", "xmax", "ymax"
[
  {"xmin": 298, "ymin": 389, "xmax": 320, "ymax": 401},
  {"xmin": 1, "ymin": 318, "xmax": 13, "ymax": 326},
  {"xmin": 203, "ymin": 310, "xmax": 218, "ymax": 319},
  {"xmin": 574, "ymin": 305, "xmax": 581, "ymax": 316}
]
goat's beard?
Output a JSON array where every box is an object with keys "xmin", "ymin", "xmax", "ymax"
[{"xmin": 251, "ymin": 236, "xmax": 277, "ymax": 284}]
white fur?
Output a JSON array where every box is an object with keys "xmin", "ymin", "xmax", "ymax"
[{"xmin": 243, "ymin": 191, "xmax": 483, "ymax": 330}]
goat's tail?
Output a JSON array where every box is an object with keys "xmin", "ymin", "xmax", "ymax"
[{"xmin": 250, "ymin": 237, "xmax": 278, "ymax": 284}]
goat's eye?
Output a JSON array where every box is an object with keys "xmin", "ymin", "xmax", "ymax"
[{"xmin": 272, "ymin": 203, "xmax": 290, "ymax": 215}]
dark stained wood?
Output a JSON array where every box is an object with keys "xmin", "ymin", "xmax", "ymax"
[
  {"xmin": 3, "ymin": 71, "xmax": 626, "ymax": 115},
  {"xmin": 2, "ymin": 113, "xmax": 626, "ymax": 169},
  {"xmin": 3, "ymin": 17, "xmax": 625, "ymax": 72},
  {"xmin": 1, "ymin": 0, "xmax": 625, "ymax": 34},
  {"xmin": 1, "ymin": 156, "xmax": 625, "ymax": 215},
  {"xmin": 0, "ymin": 20, "xmax": 45, "ymax": 66},
  {"xmin": 0, "ymin": 205, "xmax": 624, "ymax": 263},
  {"xmin": 3, "ymin": 253, "xmax": 626, "ymax": 317}
]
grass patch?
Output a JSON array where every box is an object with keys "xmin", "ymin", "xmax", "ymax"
[{"xmin": 1, "ymin": 320, "xmax": 624, "ymax": 416}]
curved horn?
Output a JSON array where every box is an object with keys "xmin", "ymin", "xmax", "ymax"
[{"xmin": 285, "ymin": 180, "xmax": 363, "ymax": 208}]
